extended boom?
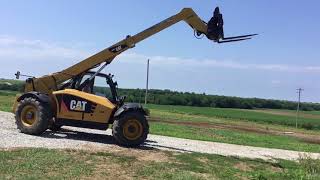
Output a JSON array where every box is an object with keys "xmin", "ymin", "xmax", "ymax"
[{"xmin": 24, "ymin": 8, "xmax": 209, "ymax": 93}]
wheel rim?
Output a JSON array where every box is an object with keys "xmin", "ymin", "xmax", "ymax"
[
  {"xmin": 123, "ymin": 119, "xmax": 143, "ymax": 140},
  {"xmin": 21, "ymin": 105, "xmax": 37, "ymax": 126}
]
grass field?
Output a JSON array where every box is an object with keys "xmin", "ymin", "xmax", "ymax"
[
  {"xmin": 145, "ymin": 104, "xmax": 320, "ymax": 153},
  {"xmin": 305, "ymin": 111, "xmax": 320, "ymax": 115},
  {"xmin": 0, "ymin": 90, "xmax": 17, "ymax": 112},
  {"xmin": 0, "ymin": 79, "xmax": 23, "ymax": 85},
  {"xmin": 150, "ymin": 122, "xmax": 320, "ymax": 153},
  {"xmin": 1, "ymin": 91, "xmax": 320, "ymax": 153},
  {"xmin": 146, "ymin": 104, "xmax": 320, "ymax": 130},
  {"xmin": 0, "ymin": 148, "xmax": 319, "ymax": 179}
]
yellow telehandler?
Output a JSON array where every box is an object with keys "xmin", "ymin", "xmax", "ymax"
[{"xmin": 12, "ymin": 7, "xmax": 256, "ymax": 147}]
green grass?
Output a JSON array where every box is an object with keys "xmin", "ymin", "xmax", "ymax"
[
  {"xmin": 0, "ymin": 79, "xmax": 23, "ymax": 85},
  {"xmin": 146, "ymin": 104, "xmax": 320, "ymax": 130},
  {"xmin": 305, "ymin": 111, "xmax": 320, "ymax": 115},
  {"xmin": 1, "ymin": 148, "xmax": 319, "ymax": 180},
  {"xmin": 149, "ymin": 108, "xmax": 320, "ymax": 134},
  {"xmin": 0, "ymin": 90, "xmax": 17, "ymax": 112},
  {"xmin": 0, "ymin": 149, "xmax": 92, "ymax": 179},
  {"xmin": 142, "ymin": 153, "xmax": 320, "ymax": 180},
  {"xmin": 146, "ymin": 104, "xmax": 320, "ymax": 152},
  {"xmin": 150, "ymin": 122, "xmax": 320, "ymax": 153}
]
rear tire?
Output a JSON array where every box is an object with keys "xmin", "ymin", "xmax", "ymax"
[
  {"xmin": 15, "ymin": 97, "xmax": 51, "ymax": 135},
  {"xmin": 112, "ymin": 111, "xmax": 149, "ymax": 147}
]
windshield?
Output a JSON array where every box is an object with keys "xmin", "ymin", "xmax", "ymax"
[
  {"xmin": 72, "ymin": 72, "xmax": 119, "ymax": 103},
  {"xmin": 93, "ymin": 76, "xmax": 113, "ymax": 99}
]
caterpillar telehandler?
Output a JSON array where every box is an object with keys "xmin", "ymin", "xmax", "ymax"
[{"xmin": 12, "ymin": 7, "xmax": 256, "ymax": 147}]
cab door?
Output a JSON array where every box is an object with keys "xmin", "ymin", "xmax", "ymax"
[
  {"xmin": 83, "ymin": 75, "xmax": 116, "ymax": 123},
  {"xmin": 54, "ymin": 74, "xmax": 116, "ymax": 123}
]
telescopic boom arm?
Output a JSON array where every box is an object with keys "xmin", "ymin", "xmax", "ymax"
[
  {"xmin": 54, "ymin": 8, "xmax": 207, "ymax": 84},
  {"xmin": 22, "ymin": 7, "xmax": 256, "ymax": 94}
]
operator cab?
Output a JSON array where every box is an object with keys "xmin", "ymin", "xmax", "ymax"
[{"xmin": 60, "ymin": 71, "xmax": 125, "ymax": 106}]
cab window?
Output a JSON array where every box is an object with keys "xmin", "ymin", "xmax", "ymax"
[{"xmin": 93, "ymin": 75, "xmax": 113, "ymax": 99}]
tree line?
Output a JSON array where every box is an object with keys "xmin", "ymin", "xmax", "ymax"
[
  {"xmin": 0, "ymin": 82, "xmax": 24, "ymax": 92},
  {"xmin": 118, "ymin": 88, "xmax": 320, "ymax": 111},
  {"xmin": 1, "ymin": 79, "xmax": 320, "ymax": 111}
]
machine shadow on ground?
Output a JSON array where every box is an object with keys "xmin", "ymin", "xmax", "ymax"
[
  {"xmin": 41, "ymin": 128, "xmax": 116, "ymax": 144},
  {"xmin": 39, "ymin": 128, "xmax": 191, "ymax": 152}
]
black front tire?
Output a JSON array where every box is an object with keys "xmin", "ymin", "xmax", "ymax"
[
  {"xmin": 15, "ymin": 97, "xmax": 51, "ymax": 135},
  {"xmin": 112, "ymin": 111, "xmax": 149, "ymax": 147}
]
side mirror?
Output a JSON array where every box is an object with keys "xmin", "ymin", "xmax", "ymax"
[{"xmin": 15, "ymin": 71, "xmax": 20, "ymax": 79}]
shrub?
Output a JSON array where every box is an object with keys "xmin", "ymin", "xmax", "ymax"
[{"xmin": 301, "ymin": 123, "xmax": 314, "ymax": 130}]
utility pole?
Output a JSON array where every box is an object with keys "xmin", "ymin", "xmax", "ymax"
[
  {"xmin": 296, "ymin": 88, "xmax": 304, "ymax": 128},
  {"xmin": 144, "ymin": 59, "xmax": 150, "ymax": 104}
]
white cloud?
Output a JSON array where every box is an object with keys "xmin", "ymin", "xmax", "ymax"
[
  {"xmin": 0, "ymin": 35, "xmax": 91, "ymax": 60},
  {"xmin": 118, "ymin": 53, "xmax": 320, "ymax": 73},
  {"xmin": 0, "ymin": 35, "xmax": 320, "ymax": 74},
  {"xmin": 271, "ymin": 80, "xmax": 281, "ymax": 85}
]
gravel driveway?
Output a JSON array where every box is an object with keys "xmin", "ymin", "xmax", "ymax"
[{"xmin": 1, "ymin": 111, "xmax": 319, "ymax": 161}]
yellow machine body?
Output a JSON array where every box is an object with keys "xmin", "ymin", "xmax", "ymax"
[{"xmin": 53, "ymin": 89, "xmax": 116, "ymax": 123}]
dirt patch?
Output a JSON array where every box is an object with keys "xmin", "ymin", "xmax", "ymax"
[
  {"xmin": 86, "ymin": 160, "xmax": 135, "ymax": 180},
  {"xmin": 234, "ymin": 162, "xmax": 252, "ymax": 172},
  {"xmin": 137, "ymin": 152, "xmax": 169, "ymax": 162},
  {"xmin": 189, "ymin": 171, "xmax": 213, "ymax": 180},
  {"xmin": 78, "ymin": 145, "xmax": 171, "ymax": 163},
  {"xmin": 197, "ymin": 157, "xmax": 209, "ymax": 164},
  {"xmin": 235, "ymin": 173, "xmax": 250, "ymax": 180},
  {"xmin": 149, "ymin": 117, "xmax": 320, "ymax": 145},
  {"xmin": 7, "ymin": 148, "xmax": 137, "ymax": 180},
  {"xmin": 270, "ymin": 165, "xmax": 283, "ymax": 173},
  {"xmin": 116, "ymin": 149, "xmax": 170, "ymax": 163},
  {"xmin": 252, "ymin": 109, "xmax": 320, "ymax": 120},
  {"xmin": 69, "ymin": 149, "xmax": 171, "ymax": 179},
  {"xmin": 149, "ymin": 117, "xmax": 273, "ymax": 135}
]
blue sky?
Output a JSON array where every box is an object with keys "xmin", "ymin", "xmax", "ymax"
[{"xmin": 1, "ymin": 0, "xmax": 320, "ymax": 102}]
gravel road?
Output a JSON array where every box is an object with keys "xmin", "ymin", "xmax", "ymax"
[{"xmin": 1, "ymin": 111, "xmax": 319, "ymax": 161}]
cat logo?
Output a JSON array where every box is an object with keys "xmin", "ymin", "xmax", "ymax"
[
  {"xmin": 109, "ymin": 44, "xmax": 128, "ymax": 53},
  {"xmin": 70, "ymin": 100, "xmax": 87, "ymax": 111}
]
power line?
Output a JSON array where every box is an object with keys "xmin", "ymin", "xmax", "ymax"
[{"xmin": 296, "ymin": 88, "xmax": 304, "ymax": 128}]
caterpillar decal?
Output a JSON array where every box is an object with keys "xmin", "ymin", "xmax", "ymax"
[
  {"xmin": 56, "ymin": 94, "xmax": 96, "ymax": 113},
  {"xmin": 70, "ymin": 100, "xmax": 87, "ymax": 111},
  {"xmin": 108, "ymin": 44, "xmax": 128, "ymax": 53}
]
